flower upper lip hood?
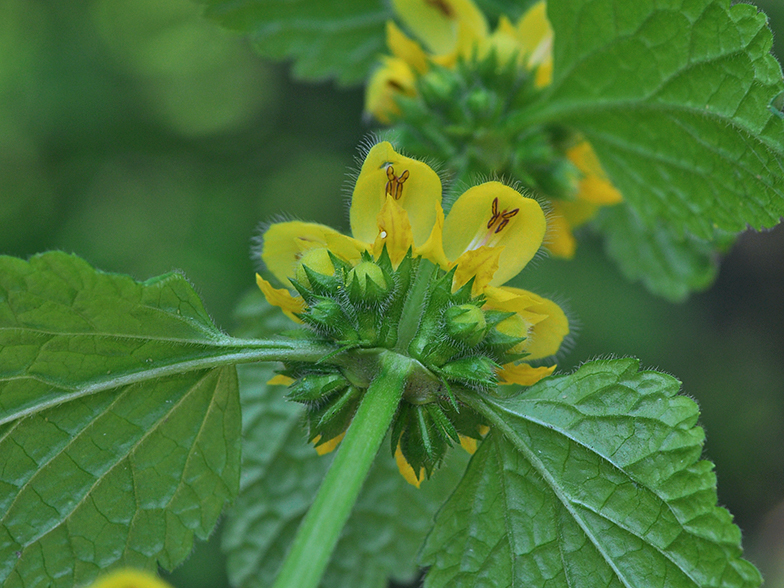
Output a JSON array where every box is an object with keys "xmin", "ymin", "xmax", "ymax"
[{"xmin": 256, "ymin": 141, "xmax": 568, "ymax": 385}]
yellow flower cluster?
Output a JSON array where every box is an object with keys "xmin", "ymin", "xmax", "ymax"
[
  {"xmin": 364, "ymin": 0, "xmax": 622, "ymax": 257},
  {"xmin": 257, "ymin": 141, "xmax": 568, "ymax": 387}
]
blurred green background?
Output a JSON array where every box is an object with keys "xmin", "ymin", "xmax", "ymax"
[{"xmin": 1, "ymin": 0, "xmax": 783, "ymax": 586}]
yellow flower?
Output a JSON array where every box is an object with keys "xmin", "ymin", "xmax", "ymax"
[
  {"xmin": 86, "ymin": 569, "xmax": 173, "ymax": 588},
  {"xmin": 546, "ymin": 141, "xmax": 624, "ymax": 258},
  {"xmin": 259, "ymin": 142, "xmax": 567, "ymax": 383},
  {"xmin": 366, "ymin": 0, "xmax": 551, "ymax": 123},
  {"xmin": 434, "ymin": 181, "xmax": 569, "ymax": 385},
  {"xmin": 257, "ymin": 141, "xmax": 443, "ymax": 300},
  {"xmin": 365, "ymin": 0, "xmax": 622, "ymax": 259},
  {"xmin": 256, "ymin": 141, "xmax": 568, "ymax": 482}
]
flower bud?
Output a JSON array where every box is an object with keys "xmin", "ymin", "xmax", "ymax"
[
  {"xmin": 347, "ymin": 261, "xmax": 389, "ymax": 303},
  {"xmin": 440, "ymin": 355, "xmax": 498, "ymax": 389},
  {"xmin": 445, "ymin": 304, "xmax": 487, "ymax": 347},
  {"xmin": 287, "ymin": 372, "xmax": 349, "ymax": 402},
  {"xmin": 466, "ymin": 87, "xmax": 494, "ymax": 118},
  {"xmin": 295, "ymin": 248, "xmax": 335, "ymax": 288},
  {"xmin": 419, "ymin": 67, "xmax": 458, "ymax": 105},
  {"xmin": 306, "ymin": 297, "xmax": 356, "ymax": 340}
]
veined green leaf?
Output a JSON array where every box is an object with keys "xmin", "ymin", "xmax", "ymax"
[
  {"xmin": 421, "ymin": 358, "xmax": 761, "ymax": 588},
  {"xmin": 594, "ymin": 205, "xmax": 730, "ymax": 302},
  {"xmin": 0, "ymin": 252, "xmax": 305, "ymax": 587},
  {"xmin": 538, "ymin": 0, "xmax": 784, "ymax": 240},
  {"xmin": 0, "ymin": 252, "xmax": 324, "ymax": 428},
  {"xmin": 195, "ymin": 0, "xmax": 391, "ymax": 85},
  {"xmin": 223, "ymin": 360, "xmax": 468, "ymax": 588}
]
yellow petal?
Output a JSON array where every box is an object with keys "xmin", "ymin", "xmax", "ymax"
[
  {"xmin": 546, "ymin": 201, "xmax": 577, "ymax": 259},
  {"xmin": 559, "ymin": 199, "xmax": 600, "ymax": 229},
  {"xmin": 453, "ymin": 15, "xmax": 489, "ymax": 60},
  {"xmin": 452, "ymin": 245, "xmax": 502, "ymax": 296},
  {"xmin": 478, "ymin": 15, "xmax": 524, "ymax": 67},
  {"xmin": 494, "ymin": 312, "xmax": 536, "ymax": 354},
  {"xmin": 267, "ymin": 374, "xmax": 295, "ymax": 386},
  {"xmin": 365, "ymin": 56, "xmax": 417, "ymax": 124},
  {"xmin": 414, "ymin": 201, "xmax": 449, "ymax": 268},
  {"xmin": 497, "ymin": 363, "xmax": 555, "ymax": 386},
  {"xmin": 497, "ymin": 286, "xmax": 569, "ymax": 360},
  {"xmin": 261, "ymin": 221, "xmax": 366, "ymax": 287},
  {"xmin": 392, "ymin": 0, "xmax": 488, "ymax": 56},
  {"xmin": 387, "ymin": 20, "xmax": 429, "ymax": 73},
  {"xmin": 395, "ymin": 443, "xmax": 425, "ymax": 487},
  {"xmin": 534, "ymin": 58, "xmax": 553, "ymax": 88},
  {"xmin": 351, "ymin": 141, "xmax": 442, "ymax": 248},
  {"xmin": 516, "ymin": 0, "xmax": 553, "ymax": 87},
  {"xmin": 256, "ymin": 273, "xmax": 306, "ymax": 323},
  {"xmin": 373, "ymin": 195, "xmax": 415, "ymax": 267},
  {"xmin": 313, "ymin": 432, "xmax": 345, "ymax": 456},
  {"xmin": 566, "ymin": 141, "xmax": 623, "ymax": 205},
  {"xmin": 442, "ymin": 182, "xmax": 545, "ymax": 286},
  {"xmin": 459, "ymin": 434, "xmax": 478, "ymax": 455},
  {"xmin": 87, "ymin": 569, "xmax": 173, "ymax": 588}
]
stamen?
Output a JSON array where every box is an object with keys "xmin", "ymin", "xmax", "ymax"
[
  {"xmin": 486, "ymin": 197, "xmax": 519, "ymax": 234},
  {"xmin": 466, "ymin": 197, "xmax": 521, "ymax": 251},
  {"xmin": 487, "ymin": 197, "xmax": 500, "ymax": 229},
  {"xmin": 385, "ymin": 165, "xmax": 410, "ymax": 200}
]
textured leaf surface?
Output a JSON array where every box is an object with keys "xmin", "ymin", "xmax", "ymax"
[
  {"xmin": 541, "ymin": 0, "xmax": 784, "ymax": 239},
  {"xmin": 196, "ymin": 0, "xmax": 391, "ymax": 85},
  {"xmin": 223, "ymin": 362, "xmax": 469, "ymax": 588},
  {"xmin": 594, "ymin": 205, "xmax": 727, "ymax": 301},
  {"xmin": 0, "ymin": 252, "xmax": 244, "ymax": 587},
  {"xmin": 421, "ymin": 358, "xmax": 761, "ymax": 588}
]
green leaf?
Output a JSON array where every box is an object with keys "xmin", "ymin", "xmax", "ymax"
[
  {"xmin": 0, "ymin": 252, "xmax": 244, "ymax": 586},
  {"xmin": 421, "ymin": 358, "xmax": 761, "ymax": 588},
  {"xmin": 195, "ymin": 0, "xmax": 391, "ymax": 85},
  {"xmin": 223, "ymin": 361, "xmax": 469, "ymax": 588},
  {"xmin": 538, "ymin": 0, "xmax": 784, "ymax": 240},
  {"xmin": 593, "ymin": 205, "xmax": 730, "ymax": 301}
]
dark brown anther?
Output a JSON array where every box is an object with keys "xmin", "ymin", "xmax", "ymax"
[
  {"xmin": 385, "ymin": 166, "xmax": 410, "ymax": 200},
  {"xmin": 487, "ymin": 197, "xmax": 519, "ymax": 233}
]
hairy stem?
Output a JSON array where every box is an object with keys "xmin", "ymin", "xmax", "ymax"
[{"xmin": 271, "ymin": 350, "xmax": 411, "ymax": 588}]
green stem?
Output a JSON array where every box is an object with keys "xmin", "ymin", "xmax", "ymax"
[{"xmin": 271, "ymin": 350, "xmax": 411, "ymax": 588}]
